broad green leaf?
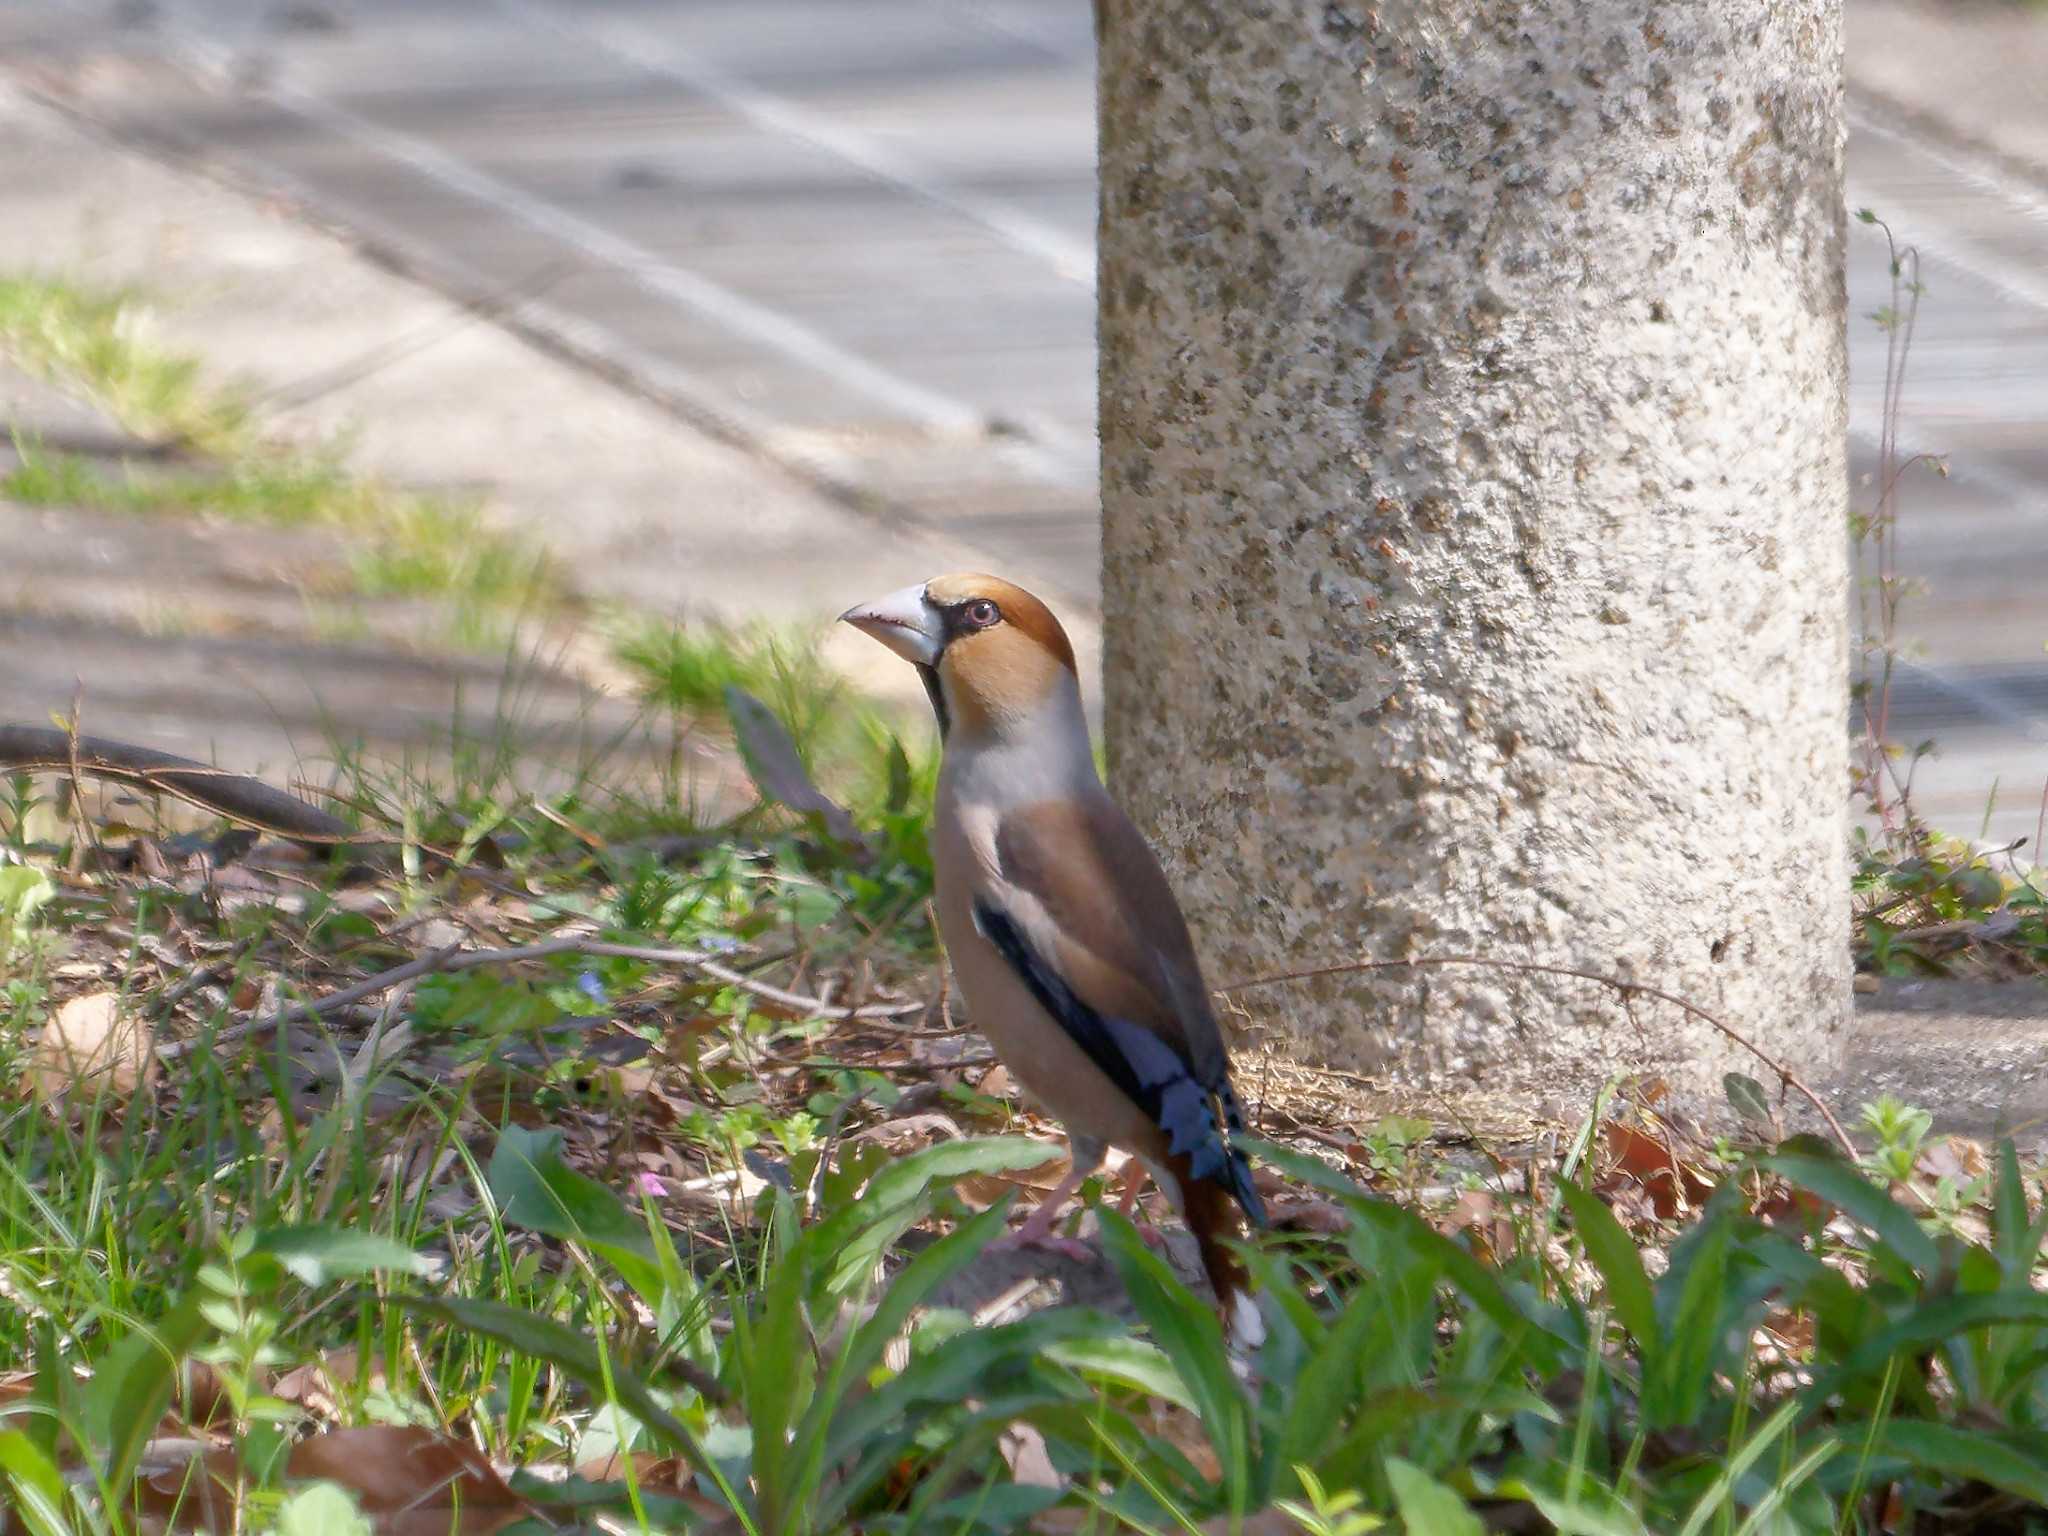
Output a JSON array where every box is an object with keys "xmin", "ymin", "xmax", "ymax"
[
  {"xmin": 0, "ymin": 865, "xmax": 54, "ymax": 926},
  {"xmin": 810, "ymin": 1135, "xmax": 1060, "ymax": 1298},
  {"xmin": 1042, "ymin": 1334, "xmax": 1198, "ymax": 1411},
  {"xmin": 1099, "ymin": 1210, "xmax": 1254, "ymax": 1509},
  {"xmin": 1556, "ymin": 1180, "xmax": 1657, "ymax": 1346},
  {"xmin": 1806, "ymin": 1291, "xmax": 2048, "ymax": 1403},
  {"xmin": 488, "ymin": 1126, "xmax": 664, "ymax": 1304},
  {"xmin": 1853, "ymin": 1421, "xmax": 2048, "ymax": 1505},
  {"xmin": 1992, "ymin": 1137, "xmax": 2030, "ymax": 1281},
  {"xmin": 250, "ymin": 1225, "xmax": 428, "ymax": 1285},
  {"xmin": 1350, "ymin": 1202, "xmax": 1565, "ymax": 1375},
  {"xmin": 83, "ymin": 1292, "xmax": 209, "ymax": 1501},
  {"xmin": 1493, "ymin": 1478, "xmax": 1649, "ymax": 1536},
  {"xmin": 0, "ymin": 1430, "xmax": 67, "ymax": 1536},
  {"xmin": 1724, "ymin": 1073, "xmax": 1775, "ymax": 1130},
  {"xmin": 785, "ymin": 1204, "xmax": 1011, "ymax": 1522},
  {"xmin": 822, "ymin": 1311, "xmax": 1119, "ymax": 1525},
  {"xmin": 1251, "ymin": 1139, "xmax": 1565, "ymax": 1374},
  {"xmin": 396, "ymin": 1294, "xmax": 723, "ymax": 1493},
  {"xmin": 274, "ymin": 1480, "xmax": 375, "ymax": 1536},
  {"xmin": 1761, "ymin": 1150, "xmax": 1940, "ymax": 1278},
  {"xmin": 1385, "ymin": 1456, "xmax": 1484, "ymax": 1536},
  {"xmin": 1645, "ymin": 1195, "xmax": 1733, "ymax": 1431},
  {"xmin": 725, "ymin": 685, "xmax": 862, "ymax": 844}
]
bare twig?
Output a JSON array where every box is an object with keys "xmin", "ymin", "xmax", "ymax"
[
  {"xmin": 159, "ymin": 935, "xmax": 924, "ymax": 1060},
  {"xmin": 0, "ymin": 725, "xmax": 371, "ymax": 848},
  {"xmin": 1217, "ymin": 954, "xmax": 1860, "ymax": 1159}
]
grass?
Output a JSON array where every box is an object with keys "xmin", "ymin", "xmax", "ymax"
[
  {"xmin": 5, "ymin": 209, "xmax": 2046, "ymax": 1532},
  {"xmin": 1, "ymin": 691, "xmax": 2045, "ymax": 1536},
  {"xmin": 0, "ymin": 273, "xmax": 560, "ymax": 649}
]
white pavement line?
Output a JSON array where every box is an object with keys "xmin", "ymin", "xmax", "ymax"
[
  {"xmin": 271, "ymin": 85, "xmax": 993, "ymax": 438},
  {"xmin": 1848, "ymin": 99, "xmax": 2048, "ymax": 235},
  {"xmin": 1845, "ymin": 173, "xmax": 2048, "ymax": 321},
  {"xmin": 497, "ymin": 0, "xmax": 1098, "ymax": 289},
  {"xmin": 1894, "ymin": 660, "xmax": 2048, "ymax": 743}
]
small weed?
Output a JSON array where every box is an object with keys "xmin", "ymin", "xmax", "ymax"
[
  {"xmin": 0, "ymin": 275, "xmax": 562, "ymax": 650},
  {"xmin": 0, "ymin": 273, "xmax": 251, "ymax": 452}
]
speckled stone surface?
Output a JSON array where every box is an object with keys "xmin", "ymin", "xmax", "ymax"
[{"xmin": 1098, "ymin": 0, "xmax": 1851, "ymax": 1119}]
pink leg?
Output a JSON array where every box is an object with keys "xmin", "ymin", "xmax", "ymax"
[
  {"xmin": 991, "ymin": 1164, "xmax": 1096, "ymax": 1263},
  {"xmin": 1116, "ymin": 1163, "xmax": 1172, "ymax": 1251}
]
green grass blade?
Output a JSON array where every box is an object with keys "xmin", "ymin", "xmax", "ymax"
[
  {"xmin": 1556, "ymin": 1179, "xmax": 1658, "ymax": 1346},
  {"xmin": 1674, "ymin": 1397, "xmax": 1804, "ymax": 1536},
  {"xmin": 1385, "ymin": 1455, "xmax": 1485, "ymax": 1536},
  {"xmin": 1760, "ymin": 1151, "xmax": 1940, "ymax": 1278}
]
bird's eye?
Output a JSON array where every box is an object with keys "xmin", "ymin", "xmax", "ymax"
[{"xmin": 964, "ymin": 599, "xmax": 1001, "ymax": 629}]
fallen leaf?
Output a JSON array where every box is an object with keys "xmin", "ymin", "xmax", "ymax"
[
  {"xmin": 273, "ymin": 1349, "xmax": 387, "ymax": 1417},
  {"xmin": 1601, "ymin": 1119, "xmax": 1714, "ymax": 1219},
  {"xmin": 286, "ymin": 1428, "xmax": 525, "ymax": 1533},
  {"xmin": 1916, "ymin": 1136, "xmax": 1988, "ymax": 1184},
  {"xmin": 725, "ymin": 686, "xmax": 863, "ymax": 845},
  {"xmin": 33, "ymin": 991, "xmax": 154, "ymax": 1102}
]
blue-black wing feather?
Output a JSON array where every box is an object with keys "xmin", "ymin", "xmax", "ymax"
[{"xmin": 973, "ymin": 897, "xmax": 1265, "ymax": 1228}]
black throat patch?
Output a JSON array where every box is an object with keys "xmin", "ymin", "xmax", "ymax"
[{"xmin": 917, "ymin": 663, "xmax": 950, "ymax": 740}]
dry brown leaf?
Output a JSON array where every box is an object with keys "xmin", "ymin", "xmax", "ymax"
[
  {"xmin": 273, "ymin": 1348, "xmax": 387, "ymax": 1417},
  {"xmin": 1600, "ymin": 1120, "xmax": 1714, "ymax": 1220},
  {"xmin": 33, "ymin": 991, "xmax": 154, "ymax": 1102},
  {"xmin": 286, "ymin": 1427, "xmax": 525, "ymax": 1531},
  {"xmin": 1916, "ymin": 1135, "xmax": 1988, "ymax": 1184},
  {"xmin": 957, "ymin": 1145, "xmax": 1069, "ymax": 1209}
]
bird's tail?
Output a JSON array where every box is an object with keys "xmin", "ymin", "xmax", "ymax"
[{"xmin": 1178, "ymin": 1162, "xmax": 1266, "ymax": 1348}]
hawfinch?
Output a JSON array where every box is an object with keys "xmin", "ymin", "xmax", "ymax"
[{"xmin": 840, "ymin": 573, "xmax": 1266, "ymax": 1338}]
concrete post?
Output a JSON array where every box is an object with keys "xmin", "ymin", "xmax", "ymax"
[{"xmin": 1098, "ymin": 0, "xmax": 1850, "ymax": 1123}]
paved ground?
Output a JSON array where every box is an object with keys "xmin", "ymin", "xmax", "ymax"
[
  {"xmin": 4, "ymin": 2, "xmax": 2048, "ymax": 1135},
  {"xmin": 8, "ymin": 0, "xmax": 2048, "ymax": 843}
]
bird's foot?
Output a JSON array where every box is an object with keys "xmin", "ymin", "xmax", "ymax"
[{"xmin": 991, "ymin": 1228, "xmax": 1097, "ymax": 1264}]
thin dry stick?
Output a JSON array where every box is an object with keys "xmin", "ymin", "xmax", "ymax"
[
  {"xmin": 1216, "ymin": 954, "xmax": 1859, "ymax": 1159},
  {"xmin": 159, "ymin": 936, "xmax": 924, "ymax": 1060}
]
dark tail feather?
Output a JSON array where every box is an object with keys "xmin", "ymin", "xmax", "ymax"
[{"xmin": 1177, "ymin": 1161, "xmax": 1265, "ymax": 1347}]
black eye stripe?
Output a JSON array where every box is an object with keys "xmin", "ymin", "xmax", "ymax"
[{"xmin": 939, "ymin": 597, "xmax": 1002, "ymax": 641}]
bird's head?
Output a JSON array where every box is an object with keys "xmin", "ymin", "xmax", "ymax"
[{"xmin": 839, "ymin": 573, "xmax": 1080, "ymax": 742}]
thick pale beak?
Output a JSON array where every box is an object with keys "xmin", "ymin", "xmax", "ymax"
[{"xmin": 838, "ymin": 583, "xmax": 943, "ymax": 667}]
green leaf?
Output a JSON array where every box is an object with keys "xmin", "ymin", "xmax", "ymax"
[
  {"xmin": 1854, "ymin": 1421, "xmax": 2048, "ymax": 1505},
  {"xmin": 1556, "ymin": 1180, "xmax": 1657, "ymax": 1346},
  {"xmin": 1723, "ymin": 1073, "xmax": 1775, "ymax": 1131},
  {"xmin": 396, "ymin": 1294, "xmax": 724, "ymax": 1493},
  {"xmin": 1042, "ymin": 1334, "xmax": 1198, "ymax": 1412},
  {"xmin": 488, "ymin": 1126, "xmax": 664, "ymax": 1304},
  {"xmin": 1385, "ymin": 1456, "xmax": 1484, "ymax": 1536},
  {"xmin": 1492, "ymin": 1479, "xmax": 1649, "ymax": 1536},
  {"xmin": 0, "ymin": 865, "xmax": 54, "ymax": 926},
  {"xmin": 1761, "ymin": 1150, "xmax": 1941, "ymax": 1277},
  {"xmin": 1645, "ymin": 1194, "xmax": 1734, "ymax": 1431},
  {"xmin": 1807, "ymin": 1291, "xmax": 2048, "ymax": 1399},
  {"xmin": 274, "ymin": 1480, "xmax": 375, "ymax": 1536},
  {"xmin": 1099, "ymin": 1209, "xmax": 1253, "ymax": 1507},
  {"xmin": 250, "ymin": 1225, "xmax": 428, "ymax": 1285},
  {"xmin": 821, "ymin": 1311, "xmax": 1118, "ymax": 1526},
  {"xmin": 1991, "ymin": 1136, "xmax": 2031, "ymax": 1281},
  {"xmin": 0, "ymin": 1430, "xmax": 68, "ymax": 1536},
  {"xmin": 1249, "ymin": 1140, "xmax": 1564, "ymax": 1374},
  {"xmin": 725, "ymin": 685, "xmax": 862, "ymax": 844},
  {"xmin": 1674, "ymin": 1398, "xmax": 1805, "ymax": 1536},
  {"xmin": 808, "ymin": 1135, "xmax": 1060, "ymax": 1299},
  {"xmin": 82, "ymin": 1292, "xmax": 209, "ymax": 1501}
]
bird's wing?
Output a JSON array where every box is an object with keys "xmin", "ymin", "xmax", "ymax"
[
  {"xmin": 992, "ymin": 794, "xmax": 1229, "ymax": 1080},
  {"xmin": 975, "ymin": 793, "xmax": 1262, "ymax": 1223}
]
